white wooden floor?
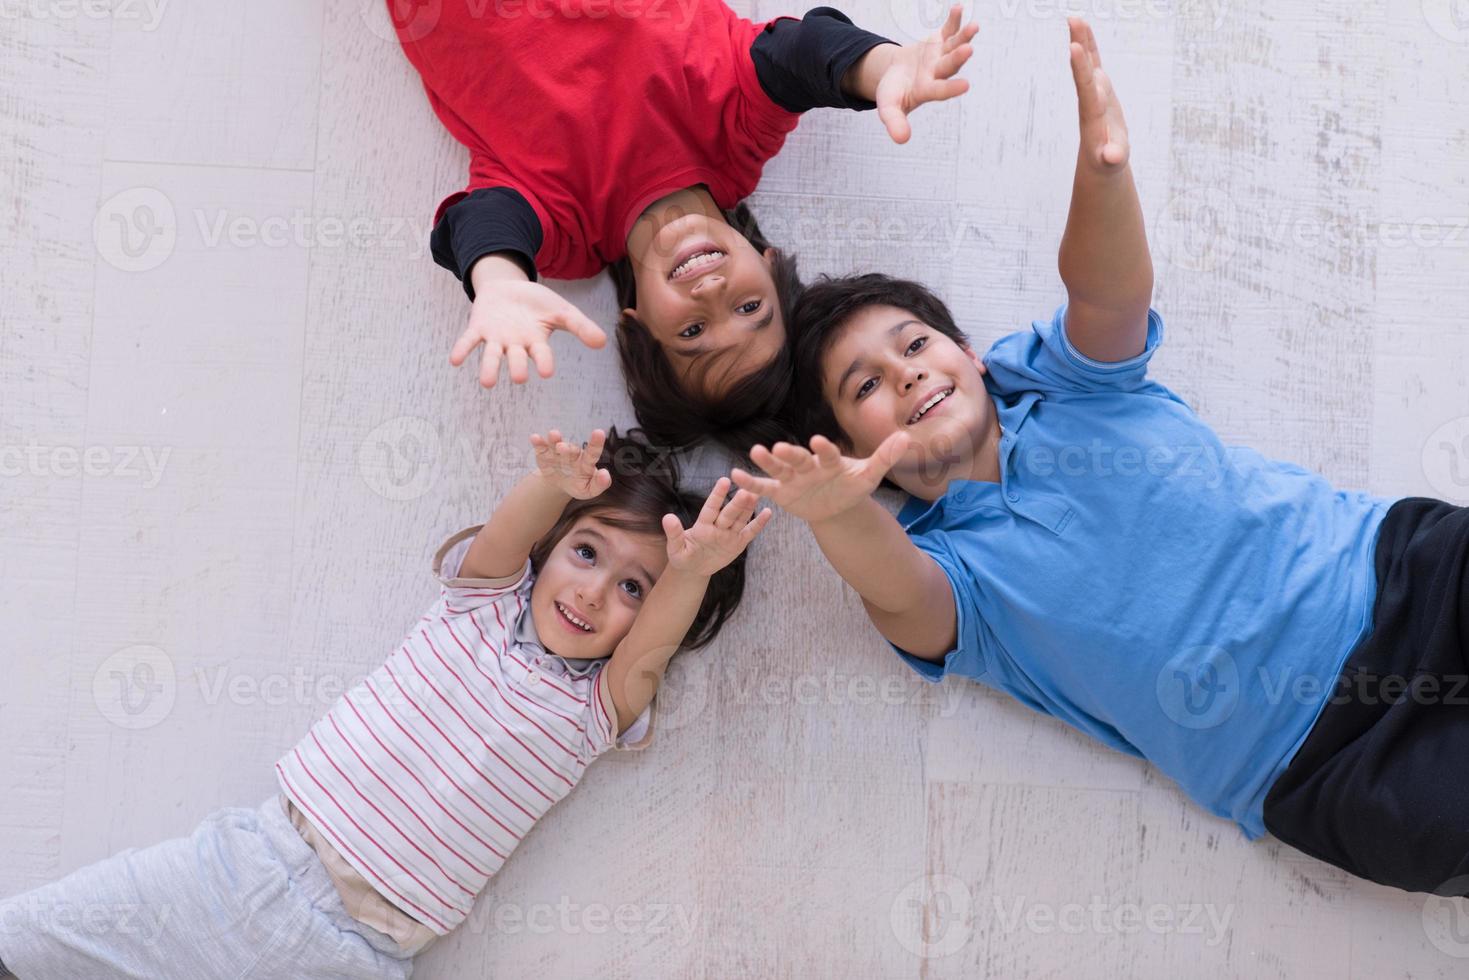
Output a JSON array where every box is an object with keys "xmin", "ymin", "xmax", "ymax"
[{"xmin": 3, "ymin": 0, "xmax": 1468, "ymax": 976}]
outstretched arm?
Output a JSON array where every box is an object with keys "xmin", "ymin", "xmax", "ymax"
[
  {"xmin": 430, "ymin": 189, "xmax": 607, "ymax": 388},
  {"xmin": 603, "ymin": 480, "xmax": 772, "ymax": 733},
  {"xmin": 811, "ymin": 496, "xmax": 956, "ymax": 661},
  {"xmin": 431, "ymin": 187, "xmax": 542, "ymax": 292},
  {"xmin": 732, "ymin": 435, "xmax": 956, "ymax": 661},
  {"xmin": 460, "ymin": 429, "xmax": 612, "ymax": 581},
  {"xmin": 1058, "ymin": 17, "xmax": 1153, "ymax": 363},
  {"xmin": 443, "ymin": 258, "xmax": 607, "ymax": 390},
  {"xmin": 750, "ymin": 5, "xmax": 977, "ymax": 144},
  {"xmin": 844, "ymin": 4, "xmax": 979, "ymax": 144}
]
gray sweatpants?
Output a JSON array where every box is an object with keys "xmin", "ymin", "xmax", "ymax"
[{"xmin": 0, "ymin": 796, "xmax": 416, "ymax": 979}]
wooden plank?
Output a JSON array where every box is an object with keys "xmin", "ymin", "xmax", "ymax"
[{"xmin": 0, "ymin": 9, "xmax": 110, "ymax": 891}]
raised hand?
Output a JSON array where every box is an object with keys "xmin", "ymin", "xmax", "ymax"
[
  {"xmin": 874, "ymin": 4, "xmax": 979, "ymax": 144},
  {"xmin": 731, "ymin": 433, "xmax": 910, "ymax": 525},
  {"xmin": 661, "ymin": 478, "xmax": 773, "ymax": 578},
  {"xmin": 530, "ymin": 428, "xmax": 612, "ymax": 499},
  {"xmin": 1067, "ymin": 17, "xmax": 1129, "ymax": 173},
  {"xmin": 450, "ymin": 279, "xmax": 607, "ymax": 388}
]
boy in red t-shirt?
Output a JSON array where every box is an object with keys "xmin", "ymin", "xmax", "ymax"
[{"xmin": 392, "ymin": 0, "xmax": 978, "ymax": 452}]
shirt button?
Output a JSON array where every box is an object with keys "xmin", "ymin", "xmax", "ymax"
[
  {"xmin": 527, "ymin": 670, "xmax": 541, "ymax": 685},
  {"xmin": 1007, "ymin": 490, "xmax": 1020, "ymax": 502}
]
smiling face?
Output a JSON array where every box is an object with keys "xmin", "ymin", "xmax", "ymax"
[
  {"xmin": 624, "ymin": 200, "xmax": 787, "ymax": 398},
  {"xmin": 529, "ymin": 514, "xmax": 670, "ymax": 660},
  {"xmin": 821, "ymin": 304, "xmax": 1001, "ymax": 499}
]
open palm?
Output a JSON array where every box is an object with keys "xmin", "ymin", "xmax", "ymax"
[
  {"xmin": 1068, "ymin": 17, "xmax": 1130, "ymax": 173},
  {"xmin": 662, "ymin": 478, "xmax": 772, "ymax": 577},
  {"xmin": 731, "ymin": 434, "xmax": 910, "ymax": 524},
  {"xmin": 530, "ymin": 428, "xmax": 611, "ymax": 499},
  {"xmin": 875, "ymin": 5, "xmax": 980, "ymax": 144}
]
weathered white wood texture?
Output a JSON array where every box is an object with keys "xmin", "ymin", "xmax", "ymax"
[{"xmin": 2, "ymin": 0, "xmax": 1468, "ymax": 976}]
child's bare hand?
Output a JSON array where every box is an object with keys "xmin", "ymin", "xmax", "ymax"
[
  {"xmin": 875, "ymin": 4, "xmax": 979, "ymax": 144},
  {"xmin": 1068, "ymin": 17, "xmax": 1129, "ymax": 173},
  {"xmin": 450, "ymin": 280, "xmax": 607, "ymax": 388},
  {"xmin": 731, "ymin": 433, "xmax": 910, "ymax": 524},
  {"xmin": 662, "ymin": 478, "xmax": 773, "ymax": 577},
  {"xmin": 530, "ymin": 428, "xmax": 612, "ymax": 499}
]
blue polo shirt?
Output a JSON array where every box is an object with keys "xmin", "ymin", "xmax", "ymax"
[{"xmin": 894, "ymin": 306, "xmax": 1394, "ymax": 839}]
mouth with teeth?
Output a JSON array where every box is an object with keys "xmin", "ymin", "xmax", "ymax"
[
  {"xmin": 554, "ymin": 600, "xmax": 594, "ymax": 634},
  {"xmin": 908, "ymin": 387, "xmax": 954, "ymax": 425},
  {"xmin": 669, "ymin": 246, "xmax": 726, "ymax": 282}
]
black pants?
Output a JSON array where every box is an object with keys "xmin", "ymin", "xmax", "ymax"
[{"xmin": 1264, "ymin": 497, "xmax": 1469, "ymax": 896}]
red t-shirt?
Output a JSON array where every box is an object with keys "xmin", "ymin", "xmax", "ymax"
[{"xmin": 392, "ymin": 0, "xmax": 802, "ymax": 281}]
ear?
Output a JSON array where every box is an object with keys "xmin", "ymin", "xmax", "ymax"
[
  {"xmin": 622, "ymin": 307, "xmax": 638, "ymax": 321},
  {"xmin": 761, "ymin": 247, "xmax": 776, "ymax": 269},
  {"xmin": 965, "ymin": 346, "xmax": 986, "ymax": 374}
]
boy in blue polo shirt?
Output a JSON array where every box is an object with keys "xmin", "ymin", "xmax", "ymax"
[{"xmin": 733, "ymin": 18, "xmax": 1469, "ymax": 896}]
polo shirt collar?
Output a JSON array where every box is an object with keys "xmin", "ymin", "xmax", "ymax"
[{"xmin": 512, "ymin": 601, "xmax": 603, "ymax": 679}]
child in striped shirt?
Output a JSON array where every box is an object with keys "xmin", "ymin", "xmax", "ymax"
[{"xmin": 0, "ymin": 429, "xmax": 768, "ymax": 979}]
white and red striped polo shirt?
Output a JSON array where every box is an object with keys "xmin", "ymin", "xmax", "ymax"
[{"xmin": 275, "ymin": 526, "xmax": 650, "ymax": 936}]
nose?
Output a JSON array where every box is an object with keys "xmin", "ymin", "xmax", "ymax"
[
  {"xmin": 576, "ymin": 574, "xmax": 609, "ymax": 610},
  {"xmin": 900, "ymin": 364, "xmax": 928, "ymax": 391},
  {"xmin": 689, "ymin": 274, "xmax": 725, "ymax": 298}
]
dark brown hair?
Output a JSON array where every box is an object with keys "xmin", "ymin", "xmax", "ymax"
[
  {"xmin": 610, "ymin": 202, "xmax": 803, "ymax": 459},
  {"xmin": 527, "ymin": 427, "xmax": 745, "ymax": 651},
  {"xmin": 788, "ymin": 273, "xmax": 969, "ymax": 448}
]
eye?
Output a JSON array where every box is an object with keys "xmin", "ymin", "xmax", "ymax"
[
  {"xmin": 736, "ymin": 299, "xmax": 761, "ymax": 316},
  {"xmin": 905, "ymin": 336, "xmax": 927, "ymax": 356},
  {"xmin": 679, "ymin": 323, "xmax": 704, "ymax": 339},
  {"xmin": 574, "ymin": 544, "xmax": 595, "ymax": 562},
  {"xmin": 620, "ymin": 579, "xmax": 644, "ymax": 599},
  {"xmin": 856, "ymin": 377, "xmax": 877, "ymax": 400}
]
